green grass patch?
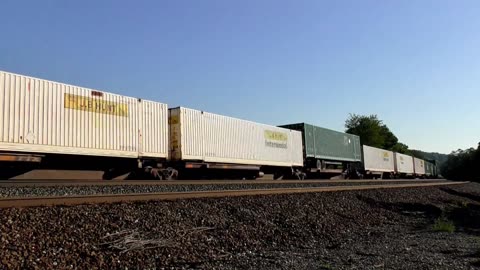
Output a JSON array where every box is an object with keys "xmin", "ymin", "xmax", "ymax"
[
  {"xmin": 432, "ymin": 217, "xmax": 455, "ymax": 233},
  {"xmin": 319, "ymin": 263, "xmax": 333, "ymax": 270}
]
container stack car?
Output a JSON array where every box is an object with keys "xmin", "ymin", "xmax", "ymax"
[
  {"xmin": 169, "ymin": 107, "xmax": 304, "ymax": 179},
  {"xmin": 413, "ymin": 157, "xmax": 426, "ymax": 178},
  {"xmin": 277, "ymin": 123, "xmax": 362, "ymax": 178},
  {"xmin": 362, "ymin": 145, "xmax": 395, "ymax": 179},
  {"xmin": 0, "ymin": 70, "xmax": 170, "ymax": 180},
  {"xmin": 393, "ymin": 152, "xmax": 415, "ymax": 178}
]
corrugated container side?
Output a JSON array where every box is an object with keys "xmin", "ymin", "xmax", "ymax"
[
  {"xmin": 394, "ymin": 152, "xmax": 414, "ymax": 174},
  {"xmin": 279, "ymin": 123, "xmax": 362, "ymax": 162},
  {"xmin": 0, "ymin": 70, "xmax": 168, "ymax": 159},
  {"xmin": 169, "ymin": 107, "xmax": 303, "ymax": 167},
  {"xmin": 363, "ymin": 145, "xmax": 395, "ymax": 172},
  {"xmin": 309, "ymin": 124, "xmax": 362, "ymax": 162},
  {"xmin": 413, "ymin": 157, "xmax": 426, "ymax": 175},
  {"xmin": 139, "ymin": 100, "xmax": 169, "ymax": 158}
]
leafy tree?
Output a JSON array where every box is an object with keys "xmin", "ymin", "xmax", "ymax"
[
  {"xmin": 380, "ymin": 125, "xmax": 399, "ymax": 150},
  {"xmin": 391, "ymin": 142, "xmax": 411, "ymax": 154},
  {"xmin": 345, "ymin": 114, "xmax": 385, "ymax": 148},
  {"xmin": 345, "ymin": 113, "xmax": 405, "ymax": 151}
]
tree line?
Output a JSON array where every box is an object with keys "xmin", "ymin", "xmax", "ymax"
[{"xmin": 440, "ymin": 144, "xmax": 480, "ymax": 181}]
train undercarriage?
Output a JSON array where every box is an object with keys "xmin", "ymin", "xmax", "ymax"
[{"xmin": 0, "ymin": 152, "xmax": 437, "ymax": 181}]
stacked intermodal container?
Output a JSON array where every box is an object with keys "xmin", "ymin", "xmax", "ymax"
[
  {"xmin": 278, "ymin": 123, "xmax": 362, "ymax": 163},
  {"xmin": 413, "ymin": 157, "xmax": 426, "ymax": 176},
  {"xmin": 394, "ymin": 152, "xmax": 414, "ymax": 176},
  {"xmin": 362, "ymin": 145, "xmax": 395, "ymax": 175},
  {"xmin": 168, "ymin": 107, "xmax": 303, "ymax": 167},
  {"xmin": 0, "ymin": 70, "xmax": 169, "ymax": 159}
]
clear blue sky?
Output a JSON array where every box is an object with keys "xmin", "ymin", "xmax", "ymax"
[{"xmin": 1, "ymin": 0, "xmax": 479, "ymax": 154}]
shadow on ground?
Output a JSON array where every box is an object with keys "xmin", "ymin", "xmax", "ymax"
[
  {"xmin": 356, "ymin": 195, "xmax": 443, "ymax": 220},
  {"xmin": 439, "ymin": 188, "xmax": 480, "ymax": 230},
  {"xmin": 357, "ymin": 192, "xmax": 480, "ymax": 232},
  {"xmin": 359, "ymin": 188, "xmax": 480, "ymax": 267},
  {"xmin": 440, "ymin": 187, "xmax": 480, "ymax": 203}
]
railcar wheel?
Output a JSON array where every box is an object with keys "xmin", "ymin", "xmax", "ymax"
[
  {"xmin": 163, "ymin": 167, "xmax": 178, "ymax": 180},
  {"xmin": 151, "ymin": 168, "xmax": 163, "ymax": 180},
  {"xmin": 293, "ymin": 169, "xmax": 305, "ymax": 180}
]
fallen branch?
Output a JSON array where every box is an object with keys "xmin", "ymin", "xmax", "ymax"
[
  {"xmin": 98, "ymin": 229, "xmax": 176, "ymax": 253},
  {"xmin": 98, "ymin": 226, "xmax": 215, "ymax": 254}
]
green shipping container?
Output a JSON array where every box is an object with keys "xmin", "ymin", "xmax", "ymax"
[
  {"xmin": 278, "ymin": 123, "xmax": 362, "ymax": 163},
  {"xmin": 425, "ymin": 162, "xmax": 431, "ymax": 176}
]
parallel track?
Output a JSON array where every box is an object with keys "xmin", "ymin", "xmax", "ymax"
[{"xmin": 0, "ymin": 181, "xmax": 467, "ymax": 208}]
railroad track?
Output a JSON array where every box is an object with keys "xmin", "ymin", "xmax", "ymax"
[
  {"xmin": 0, "ymin": 178, "xmax": 447, "ymax": 187},
  {"xmin": 0, "ymin": 181, "xmax": 468, "ymax": 208}
]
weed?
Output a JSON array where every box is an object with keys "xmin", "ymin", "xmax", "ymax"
[
  {"xmin": 320, "ymin": 263, "xmax": 333, "ymax": 270},
  {"xmin": 432, "ymin": 217, "xmax": 455, "ymax": 233}
]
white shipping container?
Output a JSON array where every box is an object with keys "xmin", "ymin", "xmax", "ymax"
[
  {"xmin": 0, "ymin": 70, "xmax": 168, "ymax": 159},
  {"xmin": 362, "ymin": 145, "xmax": 395, "ymax": 172},
  {"xmin": 394, "ymin": 152, "xmax": 414, "ymax": 174},
  {"xmin": 138, "ymin": 100, "xmax": 169, "ymax": 159},
  {"xmin": 413, "ymin": 157, "xmax": 426, "ymax": 175},
  {"xmin": 169, "ymin": 107, "xmax": 303, "ymax": 167}
]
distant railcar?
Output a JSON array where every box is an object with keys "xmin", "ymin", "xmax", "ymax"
[
  {"xmin": 413, "ymin": 157, "xmax": 426, "ymax": 178},
  {"xmin": 362, "ymin": 145, "xmax": 395, "ymax": 179},
  {"xmin": 424, "ymin": 160, "xmax": 438, "ymax": 179},
  {"xmin": 393, "ymin": 152, "xmax": 415, "ymax": 178}
]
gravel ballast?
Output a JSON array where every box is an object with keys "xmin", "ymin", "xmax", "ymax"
[
  {"xmin": 0, "ymin": 181, "xmax": 442, "ymax": 198},
  {"xmin": 1, "ymin": 182, "xmax": 480, "ymax": 269}
]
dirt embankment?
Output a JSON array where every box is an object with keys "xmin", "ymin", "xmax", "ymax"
[{"xmin": 1, "ymin": 183, "xmax": 480, "ymax": 269}]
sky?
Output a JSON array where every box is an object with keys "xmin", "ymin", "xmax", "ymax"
[{"xmin": 0, "ymin": 0, "xmax": 479, "ymax": 154}]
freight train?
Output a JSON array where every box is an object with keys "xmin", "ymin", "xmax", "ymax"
[{"xmin": 0, "ymin": 70, "xmax": 438, "ymax": 180}]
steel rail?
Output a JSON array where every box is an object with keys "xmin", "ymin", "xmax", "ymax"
[{"xmin": 0, "ymin": 181, "xmax": 467, "ymax": 208}]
